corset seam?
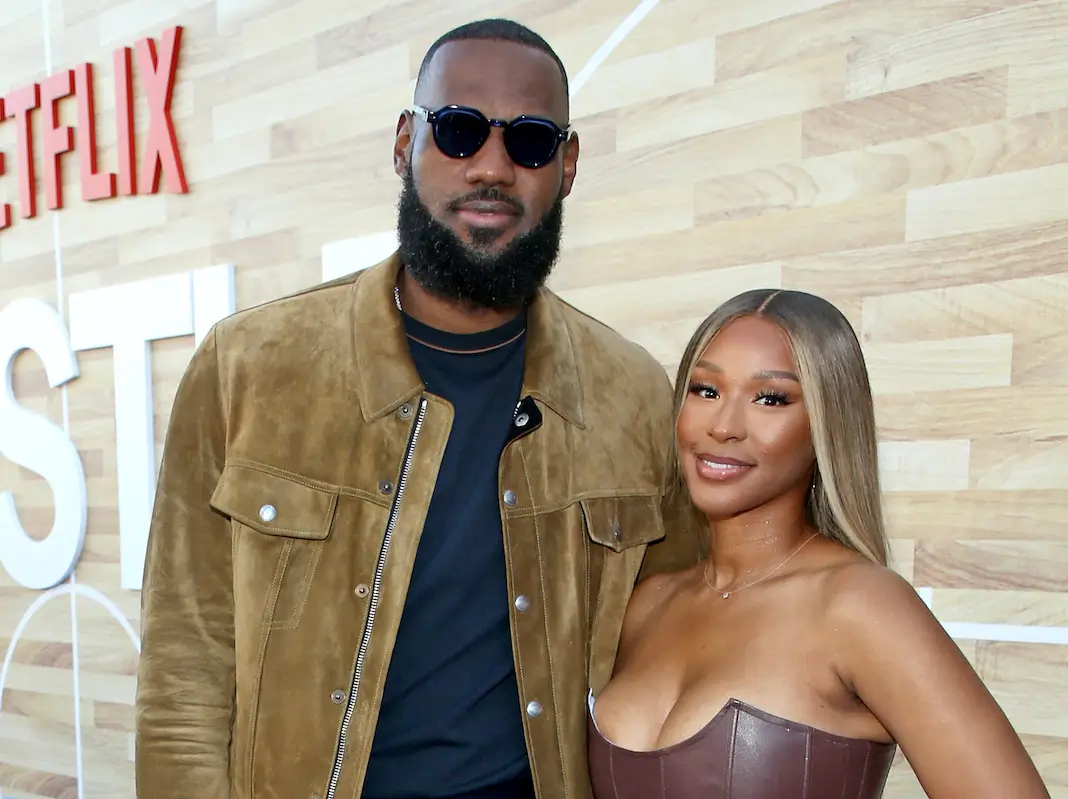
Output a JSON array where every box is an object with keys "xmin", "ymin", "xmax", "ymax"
[
  {"xmin": 609, "ymin": 741, "xmax": 619, "ymax": 799},
  {"xmin": 726, "ymin": 707, "xmax": 739, "ymax": 799},
  {"xmin": 859, "ymin": 745, "xmax": 871, "ymax": 791}
]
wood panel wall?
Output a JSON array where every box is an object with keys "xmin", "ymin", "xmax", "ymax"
[{"xmin": 1, "ymin": 0, "xmax": 1066, "ymax": 796}]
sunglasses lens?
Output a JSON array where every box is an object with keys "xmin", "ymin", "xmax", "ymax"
[
  {"xmin": 505, "ymin": 120, "xmax": 562, "ymax": 168},
  {"xmin": 433, "ymin": 109, "xmax": 489, "ymax": 158}
]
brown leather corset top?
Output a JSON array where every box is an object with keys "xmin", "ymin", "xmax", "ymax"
[{"xmin": 587, "ymin": 691, "xmax": 897, "ymax": 799}]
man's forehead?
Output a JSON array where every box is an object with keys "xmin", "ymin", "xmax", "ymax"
[{"xmin": 417, "ymin": 39, "xmax": 567, "ymax": 119}]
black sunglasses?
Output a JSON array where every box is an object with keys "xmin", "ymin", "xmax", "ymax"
[{"xmin": 410, "ymin": 105, "xmax": 571, "ymax": 169}]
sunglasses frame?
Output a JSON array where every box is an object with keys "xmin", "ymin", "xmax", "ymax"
[{"xmin": 409, "ymin": 104, "xmax": 572, "ymax": 169}]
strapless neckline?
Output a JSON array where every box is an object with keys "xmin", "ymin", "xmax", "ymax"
[
  {"xmin": 587, "ymin": 689, "xmax": 897, "ymax": 799},
  {"xmin": 587, "ymin": 689, "xmax": 893, "ymax": 757}
]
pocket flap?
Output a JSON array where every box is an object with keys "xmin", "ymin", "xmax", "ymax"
[
  {"xmin": 581, "ymin": 493, "xmax": 665, "ymax": 552},
  {"xmin": 210, "ymin": 462, "xmax": 338, "ymax": 540}
]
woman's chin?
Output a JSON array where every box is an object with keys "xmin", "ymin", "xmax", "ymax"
[{"xmin": 690, "ymin": 497, "xmax": 747, "ymax": 524}]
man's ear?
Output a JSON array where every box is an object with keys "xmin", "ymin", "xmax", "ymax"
[
  {"xmin": 394, "ymin": 111, "xmax": 413, "ymax": 178},
  {"xmin": 560, "ymin": 132, "xmax": 580, "ymax": 199}
]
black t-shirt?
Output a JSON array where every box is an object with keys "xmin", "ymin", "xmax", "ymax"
[{"xmin": 362, "ymin": 307, "xmax": 530, "ymax": 798}]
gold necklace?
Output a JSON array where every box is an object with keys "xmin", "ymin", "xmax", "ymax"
[
  {"xmin": 704, "ymin": 533, "xmax": 817, "ymax": 599},
  {"xmin": 394, "ymin": 284, "xmax": 526, "ymax": 353}
]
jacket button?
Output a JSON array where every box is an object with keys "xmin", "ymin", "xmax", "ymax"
[
  {"xmin": 398, "ymin": 403, "xmax": 413, "ymax": 419},
  {"xmin": 612, "ymin": 523, "xmax": 621, "ymax": 541},
  {"xmin": 379, "ymin": 479, "xmax": 393, "ymax": 495},
  {"xmin": 514, "ymin": 595, "xmax": 530, "ymax": 612},
  {"xmin": 330, "ymin": 689, "xmax": 346, "ymax": 704},
  {"xmin": 355, "ymin": 583, "xmax": 369, "ymax": 598},
  {"xmin": 515, "ymin": 412, "xmax": 530, "ymax": 427},
  {"xmin": 258, "ymin": 504, "xmax": 277, "ymax": 523},
  {"xmin": 526, "ymin": 700, "xmax": 542, "ymax": 717},
  {"xmin": 503, "ymin": 490, "xmax": 517, "ymax": 507}
]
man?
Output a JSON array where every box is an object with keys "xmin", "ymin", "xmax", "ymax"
[{"xmin": 135, "ymin": 18, "xmax": 703, "ymax": 799}]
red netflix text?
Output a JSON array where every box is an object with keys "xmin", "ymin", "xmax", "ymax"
[{"xmin": 0, "ymin": 25, "xmax": 188, "ymax": 231}]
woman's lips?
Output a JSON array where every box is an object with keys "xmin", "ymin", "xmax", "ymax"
[{"xmin": 694, "ymin": 454, "xmax": 754, "ymax": 482}]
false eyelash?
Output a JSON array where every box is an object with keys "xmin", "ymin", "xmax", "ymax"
[{"xmin": 755, "ymin": 389, "xmax": 789, "ymax": 403}]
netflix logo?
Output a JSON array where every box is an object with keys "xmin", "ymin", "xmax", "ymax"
[{"xmin": 0, "ymin": 25, "xmax": 188, "ymax": 231}]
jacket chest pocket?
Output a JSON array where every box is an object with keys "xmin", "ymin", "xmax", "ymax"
[
  {"xmin": 582, "ymin": 492, "xmax": 666, "ymax": 689},
  {"xmin": 211, "ymin": 461, "xmax": 338, "ymax": 631},
  {"xmin": 581, "ymin": 493, "xmax": 665, "ymax": 554}
]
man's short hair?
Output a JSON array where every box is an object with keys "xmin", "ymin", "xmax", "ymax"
[{"xmin": 417, "ymin": 18, "xmax": 570, "ymax": 114}]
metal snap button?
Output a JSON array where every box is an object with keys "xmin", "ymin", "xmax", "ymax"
[
  {"xmin": 355, "ymin": 584, "xmax": 369, "ymax": 598},
  {"xmin": 514, "ymin": 595, "xmax": 530, "ymax": 612},
  {"xmin": 379, "ymin": 480, "xmax": 393, "ymax": 495},
  {"xmin": 515, "ymin": 412, "xmax": 530, "ymax": 427},
  {"xmin": 503, "ymin": 490, "xmax": 517, "ymax": 507},
  {"xmin": 398, "ymin": 403, "xmax": 413, "ymax": 419},
  {"xmin": 330, "ymin": 689, "xmax": 346, "ymax": 704},
  {"xmin": 526, "ymin": 700, "xmax": 542, "ymax": 717},
  {"xmin": 258, "ymin": 504, "xmax": 277, "ymax": 523}
]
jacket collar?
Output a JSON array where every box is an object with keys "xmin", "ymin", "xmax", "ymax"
[{"xmin": 348, "ymin": 253, "xmax": 585, "ymax": 428}]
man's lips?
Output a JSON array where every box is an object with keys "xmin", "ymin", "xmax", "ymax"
[
  {"xmin": 454, "ymin": 201, "xmax": 520, "ymax": 228},
  {"xmin": 457, "ymin": 200, "xmax": 518, "ymax": 214}
]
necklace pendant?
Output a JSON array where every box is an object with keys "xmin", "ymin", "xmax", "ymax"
[{"xmin": 722, "ymin": 592, "xmax": 730, "ymax": 599}]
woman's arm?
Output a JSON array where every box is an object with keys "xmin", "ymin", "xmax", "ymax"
[{"xmin": 829, "ymin": 564, "xmax": 1049, "ymax": 799}]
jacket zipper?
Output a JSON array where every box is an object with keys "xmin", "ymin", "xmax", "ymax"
[{"xmin": 323, "ymin": 396, "xmax": 428, "ymax": 799}]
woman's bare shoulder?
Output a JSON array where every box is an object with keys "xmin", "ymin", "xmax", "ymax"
[{"xmin": 817, "ymin": 553, "xmax": 918, "ymax": 614}]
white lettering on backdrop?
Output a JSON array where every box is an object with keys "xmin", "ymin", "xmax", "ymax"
[
  {"xmin": 0, "ymin": 299, "xmax": 85, "ymax": 590},
  {"xmin": 0, "ymin": 229, "xmax": 394, "ymax": 594},
  {"xmin": 0, "ymin": 264, "xmax": 235, "ymax": 591}
]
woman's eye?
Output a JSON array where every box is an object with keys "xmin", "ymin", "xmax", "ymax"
[{"xmin": 688, "ymin": 382, "xmax": 718, "ymax": 400}]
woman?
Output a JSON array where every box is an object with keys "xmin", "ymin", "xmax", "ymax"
[{"xmin": 587, "ymin": 289, "xmax": 1049, "ymax": 798}]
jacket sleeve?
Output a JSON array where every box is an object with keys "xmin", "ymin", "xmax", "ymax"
[
  {"xmin": 638, "ymin": 365, "xmax": 707, "ymax": 582},
  {"xmin": 135, "ymin": 326, "xmax": 234, "ymax": 797}
]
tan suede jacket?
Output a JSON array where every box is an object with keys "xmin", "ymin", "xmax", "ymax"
[{"xmin": 134, "ymin": 255, "xmax": 704, "ymax": 799}]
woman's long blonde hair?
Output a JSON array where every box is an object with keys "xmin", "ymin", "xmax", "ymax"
[{"xmin": 666, "ymin": 288, "xmax": 890, "ymax": 566}]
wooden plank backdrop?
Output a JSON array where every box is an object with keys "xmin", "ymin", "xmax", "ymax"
[{"xmin": 1, "ymin": 0, "xmax": 1067, "ymax": 796}]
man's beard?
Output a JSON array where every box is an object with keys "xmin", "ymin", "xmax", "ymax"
[{"xmin": 395, "ymin": 167, "xmax": 565, "ymax": 311}]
